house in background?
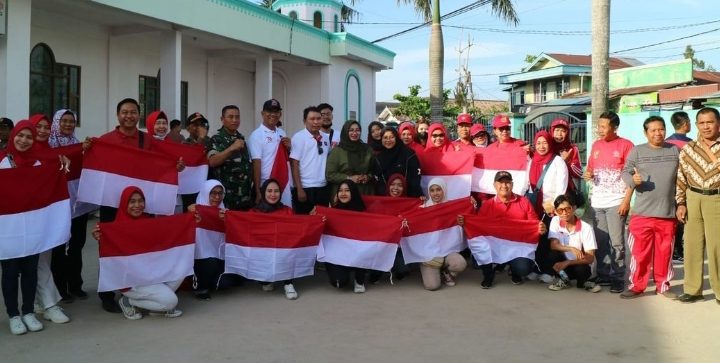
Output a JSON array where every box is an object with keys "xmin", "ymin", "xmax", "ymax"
[{"xmin": 0, "ymin": 0, "xmax": 394, "ymax": 139}]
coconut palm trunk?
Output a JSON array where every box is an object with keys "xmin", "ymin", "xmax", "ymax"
[
  {"xmin": 591, "ymin": 0, "xmax": 610, "ymax": 133},
  {"xmin": 429, "ymin": 0, "xmax": 444, "ymax": 122}
]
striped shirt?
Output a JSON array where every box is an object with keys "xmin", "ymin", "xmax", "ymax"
[{"xmin": 675, "ymin": 138, "xmax": 720, "ymax": 205}]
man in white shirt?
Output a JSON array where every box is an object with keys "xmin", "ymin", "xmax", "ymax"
[
  {"xmin": 290, "ymin": 106, "xmax": 330, "ymax": 214},
  {"xmin": 317, "ymin": 103, "xmax": 339, "ymax": 149},
  {"xmin": 248, "ymin": 99, "xmax": 291, "ymax": 205}
]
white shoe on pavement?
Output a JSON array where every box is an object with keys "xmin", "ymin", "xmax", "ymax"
[
  {"xmin": 261, "ymin": 283, "xmax": 275, "ymax": 292},
  {"xmin": 284, "ymin": 284, "xmax": 298, "ymax": 300},
  {"xmin": 353, "ymin": 281, "xmax": 366, "ymax": 293},
  {"xmin": 539, "ymin": 274, "xmax": 554, "ymax": 284},
  {"xmin": 118, "ymin": 297, "xmax": 142, "ymax": 320},
  {"xmin": 43, "ymin": 305, "xmax": 70, "ymax": 324},
  {"xmin": 21, "ymin": 313, "xmax": 43, "ymax": 332},
  {"xmin": 9, "ymin": 316, "xmax": 27, "ymax": 335}
]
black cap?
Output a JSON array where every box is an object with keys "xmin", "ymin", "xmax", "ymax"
[
  {"xmin": 186, "ymin": 112, "xmax": 209, "ymax": 129},
  {"xmin": 0, "ymin": 117, "xmax": 13, "ymax": 129},
  {"xmin": 262, "ymin": 99, "xmax": 282, "ymax": 112},
  {"xmin": 494, "ymin": 171, "xmax": 513, "ymax": 182}
]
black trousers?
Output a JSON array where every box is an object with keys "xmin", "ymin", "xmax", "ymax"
[
  {"xmin": 547, "ymin": 250, "xmax": 592, "ymax": 287},
  {"xmin": 194, "ymin": 258, "xmax": 224, "ymax": 293},
  {"xmin": 1, "ymin": 254, "xmax": 39, "ymax": 317},
  {"xmin": 98, "ymin": 206, "xmax": 118, "ymax": 304},
  {"xmin": 51, "ymin": 213, "xmax": 89, "ymax": 294},
  {"xmin": 325, "ymin": 263, "xmax": 366, "ymax": 289},
  {"xmin": 291, "ymin": 186, "xmax": 329, "ymax": 215}
]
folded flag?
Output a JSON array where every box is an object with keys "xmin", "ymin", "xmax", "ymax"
[
  {"xmin": 417, "ymin": 149, "xmax": 475, "ymax": 200},
  {"xmin": 400, "ymin": 198, "xmax": 473, "ymax": 263},
  {"xmin": 97, "ymin": 213, "xmax": 195, "ymax": 292},
  {"xmin": 43, "ymin": 144, "xmax": 97, "ymax": 218},
  {"xmin": 362, "ymin": 195, "xmax": 421, "ymax": 216},
  {"xmin": 224, "ymin": 211, "xmax": 324, "ymax": 282},
  {"xmin": 153, "ymin": 141, "xmax": 209, "ymax": 195},
  {"xmin": 472, "ymin": 146, "xmax": 529, "ymax": 195},
  {"xmin": 78, "ymin": 139, "xmax": 178, "ymax": 215},
  {"xmin": 269, "ymin": 142, "xmax": 293, "ymax": 206},
  {"xmin": 195, "ymin": 205, "xmax": 226, "ymax": 260},
  {"xmin": 463, "ymin": 215, "xmax": 539, "ymax": 265},
  {"xmin": 0, "ymin": 165, "xmax": 71, "ymax": 259},
  {"xmin": 315, "ymin": 206, "xmax": 401, "ymax": 272}
]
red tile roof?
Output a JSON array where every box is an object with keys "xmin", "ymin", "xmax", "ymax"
[
  {"xmin": 545, "ymin": 53, "xmax": 635, "ymax": 69},
  {"xmin": 693, "ymin": 70, "xmax": 720, "ymax": 84}
]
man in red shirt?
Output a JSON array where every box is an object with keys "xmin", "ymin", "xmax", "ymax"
[
  {"xmin": 488, "ymin": 114, "xmax": 529, "ymax": 152},
  {"xmin": 453, "ymin": 113, "xmax": 474, "ymax": 150}
]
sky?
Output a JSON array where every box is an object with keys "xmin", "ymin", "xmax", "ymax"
[{"xmin": 340, "ymin": 0, "xmax": 720, "ymax": 102}]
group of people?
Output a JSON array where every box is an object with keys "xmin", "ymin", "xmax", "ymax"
[{"xmin": 2, "ymin": 95, "xmax": 719, "ymax": 335}]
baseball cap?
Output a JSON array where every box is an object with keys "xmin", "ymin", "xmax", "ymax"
[
  {"xmin": 186, "ymin": 112, "xmax": 209, "ymax": 129},
  {"xmin": 491, "ymin": 114, "xmax": 511, "ymax": 128},
  {"xmin": 470, "ymin": 123, "xmax": 487, "ymax": 136},
  {"xmin": 456, "ymin": 113, "xmax": 472, "ymax": 125},
  {"xmin": 262, "ymin": 99, "xmax": 282, "ymax": 112},
  {"xmin": 551, "ymin": 118, "xmax": 569, "ymax": 129},
  {"xmin": 494, "ymin": 171, "xmax": 513, "ymax": 182}
]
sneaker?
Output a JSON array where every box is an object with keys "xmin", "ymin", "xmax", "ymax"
[
  {"xmin": 672, "ymin": 255, "xmax": 684, "ymax": 263},
  {"xmin": 59, "ymin": 292, "xmax": 75, "ymax": 304},
  {"xmin": 118, "ymin": 296, "xmax": 142, "ymax": 320},
  {"xmin": 353, "ymin": 281, "xmax": 366, "ymax": 293},
  {"xmin": 101, "ymin": 299, "xmax": 122, "ymax": 314},
  {"xmin": 658, "ymin": 291, "xmax": 678, "ymax": 299},
  {"xmin": 526, "ymin": 272, "xmax": 539, "ymax": 281},
  {"xmin": 538, "ymin": 274, "xmax": 554, "ymax": 284},
  {"xmin": 511, "ymin": 273, "xmax": 524, "ymax": 285},
  {"xmin": 8, "ymin": 316, "xmax": 27, "ymax": 335},
  {"xmin": 21, "ymin": 313, "xmax": 43, "ymax": 332},
  {"xmin": 596, "ymin": 277, "xmax": 613, "ymax": 286},
  {"xmin": 481, "ymin": 277, "xmax": 493, "ymax": 289},
  {"xmin": 442, "ymin": 270, "xmax": 457, "ymax": 287},
  {"xmin": 150, "ymin": 309, "xmax": 183, "ymax": 318},
  {"xmin": 43, "ymin": 305, "xmax": 70, "ymax": 324},
  {"xmin": 610, "ymin": 281, "xmax": 624, "ymax": 293},
  {"xmin": 261, "ymin": 283, "xmax": 275, "ymax": 292},
  {"xmin": 619, "ymin": 290, "xmax": 643, "ymax": 299},
  {"xmin": 548, "ymin": 278, "xmax": 569, "ymax": 291},
  {"xmin": 284, "ymin": 283, "xmax": 298, "ymax": 300},
  {"xmin": 583, "ymin": 281, "xmax": 602, "ymax": 293}
]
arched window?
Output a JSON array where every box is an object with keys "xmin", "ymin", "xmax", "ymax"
[
  {"xmin": 289, "ymin": 11, "xmax": 298, "ymax": 20},
  {"xmin": 313, "ymin": 11, "xmax": 322, "ymax": 29},
  {"xmin": 29, "ymin": 43, "xmax": 81, "ymax": 123},
  {"xmin": 344, "ymin": 69, "xmax": 362, "ymax": 122},
  {"xmin": 334, "ymin": 14, "xmax": 339, "ymax": 32}
]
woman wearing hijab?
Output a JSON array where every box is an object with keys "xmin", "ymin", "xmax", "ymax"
[
  {"xmin": 326, "ymin": 121, "xmax": 375, "ymax": 197},
  {"xmin": 367, "ymin": 121, "xmax": 384, "ymax": 155},
  {"xmin": 415, "ymin": 119, "xmax": 430, "ymax": 147},
  {"xmin": 398, "ymin": 122, "xmax": 424, "ymax": 154},
  {"xmin": 373, "ymin": 127, "xmax": 422, "ymax": 197},
  {"xmin": 419, "ymin": 178, "xmax": 467, "ymax": 290},
  {"xmin": 470, "ymin": 124, "xmax": 490, "ymax": 148},
  {"xmin": 145, "ymin": 111, "xmax": 170, "ymax": 141},
  {"xmin": 251, "ymin": 179, "xmax": 299, "ymax": 300},
  {"xmin": 92, "ymin": 186, "xmax": 183, "ymax": 320},
  {"xmin": 550, "ymin": 119, "xmax": 582, "ymax": 199},
  {"xmin": 188, "ymin": 179, "xmax": 227, "ymax": 301},
  {"xmin": 0, "ymin": 121, "xmax": 47, "ymax": 334},
  {"xmin": 48, "ymin": 109, "xmax": 90, "ymax": 304},
  {"xmin": 325, "ymin": 180, "xmax": 370, "ymax": 293}
]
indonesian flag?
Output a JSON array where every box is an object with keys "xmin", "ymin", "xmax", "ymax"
[
  {"xmin": 97, "ymin": 213, "xmax": 195, "ymax": 292},
  {"xmin": 463, "ymin": 215, "xmax": 539, "ymax": 265},
  {"xmin": 78, "ymin": 139, "xmax": 179, "ymax": 215},
  {"xmin": 362, "ymin": 195, "xmax": 421, "ymax": 216},
  {"xmin": 0, "ymin": 165, "xmax": 72, "ymax": 259},
  {"xmin": 42, "ymin": 144, "xmax": 97, "ymax": 218},
  {"xmin": 153, "ymin": 141, "xmax": 209, "ymax": 195},
  {"xmin": 315, "ymin": 206, "xmax": 401, "ymax": 271},
  {"xmin": 417, "ymin": 149, "xmax": 475, "ymax": 200},
  {"xmin": 472, "ymin": 146, "xmax": 530, "ymax": 195},
  {"xmin": 400, "ymin": 198, "xmax": 473, "ymax": 263},
  {"xmin": 224, "ymin": 211, "xmax": 324, "ymax": 282},
  {"xmin": 269, "ymin": 143, "xmax": 293, "ymax": 206},
  {"xmin": 195, "ymin": 205, "xmax": 225, "ymax": 260}
]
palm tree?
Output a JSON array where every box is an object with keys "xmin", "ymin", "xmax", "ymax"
[{"xmin": 591, "ymin": 0, "xmax": 610, "ymax": 136}]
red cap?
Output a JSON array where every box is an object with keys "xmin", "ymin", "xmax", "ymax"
[
  {"xmin": 456, "ymin": 113, "xmax": 473, "ymax": 125},
  {"xmin": 551, "ymin": 118, "xmax": 569, "ymax": 129},
  {"xmin": 491, "ymin": 114, "xmax": 511, "ymax": 128},
  {"xmin": 470, "ymin": 123, "xmax": 487, "ymax": 136}
]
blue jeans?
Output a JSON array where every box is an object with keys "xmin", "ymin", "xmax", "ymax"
[{"xmin": 593, "ymin": 205, "xmax": 627, "ymax": 282}]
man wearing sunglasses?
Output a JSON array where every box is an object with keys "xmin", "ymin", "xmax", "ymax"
[
  {"xmin": 488, "ymin": 114, "xmax": 529, "ymax": 152},
  {"xmin": 289, "ymin": 106, "xmax": 330, "ymax": 214}
]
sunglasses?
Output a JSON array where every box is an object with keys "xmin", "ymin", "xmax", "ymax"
[
  {"xmin": 316, "ymin": 139, "xmax": 324, "ymax": 155},
  {"xmin": 431, "ymin": 133, "xmax": 445, "ymax": 138},
  {"xmin": 497, "ymin": 126, "xmax": 511, "ymax": 132},
  {"xmin": 556, "ymin": 207, "xmax": 573, "ymax": 214}
]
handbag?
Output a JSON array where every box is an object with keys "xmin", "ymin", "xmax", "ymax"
[{"xmin": 526, "ymin": 161, "xmax": 552, "ymax": 207}]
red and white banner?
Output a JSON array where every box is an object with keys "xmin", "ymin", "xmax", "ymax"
[
  {"xmin": 97, "ymin": 213, "xmax": 195, "ymax": 292},
  {"xmin": 44, "ymin": 144, "xmax": 97, "ymax": 218},
  {"xmin": 417, "ymin": 149, "xmax": 475, "ymax": 200},
  {"xmin": 195, "ymin": 205, "xmax": 226, "ymax": 260},
  {"xmin": 224, "ymin": 211, "xmax": 324, "ymax": 282},
  {"xmin": 472, "ymin": 146, "xmax": 529, "ymax": 195},
  {"xmin": 78, "ymin": 139, "xmax": 179, "ymax": 215},
  {"xmin": 0, "ymin": 165, "xmax": 71, "ymax": 259},
  {"xmin": 315, "ymin": 206, "xmax": 401, "ymax": 272},
  {"xmin": 270, "ymin": 143, "xmax": 293, "ymax": 206},
  {"xmin": 362, "ymin": 195, "xmax": 421, "ymax": 216},
  {"xmin": 153, "ymin": 141, "xmax": 209, "ymax": 195},
  {"xmin": 463, "ymin": 215, "xmax": 539, "ymax": 265},
  {"xmin": 400, "ymin": 198, "xmax": 474, "ymax": 263}
]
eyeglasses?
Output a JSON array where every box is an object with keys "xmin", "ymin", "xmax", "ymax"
[
  {"xmin": 320, "ymin": 112, "xmax": 332, "ymax": 116},
  {"xmin": 264, "ymin": 112, "xmax": 281, "ymax": 118},
  {"xmin": 556, "ymin": 207, "xmax": 573, "ymax": 214},
  {"xmin": 497, "ymin": 127, "xmax": 511, "ymax": 132},
  {"xmin": 431, "ymin": 133, "xmax": 445, "ymax": 138},
  {"xmin": 316, "ymin": 139, "xmax": 324, "ymax": 155},
  {"xmin": 209, "ymin": 191, "xmax": 225, "ymax": 197}
]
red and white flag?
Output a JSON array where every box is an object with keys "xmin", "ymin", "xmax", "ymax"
[
  {"xmin": 0, "ymin": 165, "xmax": 71, "ymax": 259},
  {"xmin": 269, "ymin": 142, "xmax": 293, "ymax": 206},
  {"xmin": 463, "ymin": 216, "xmax": 539, "ymax": 265},
  {"xmin": 417, "ymin": 149, "xmax": 475, "ymax": 200},
  {"xmin": 153, "ymin": 141, "xmax": 209, "ymax": 195},
  {"xmin": 78, "ymin": 139, "xmax": 179, "ymax": 215},
  {"xmin": 315, "ymin": 206, "xmax": 401, "ymax": 272},
  {"xmin": 362, "ymin": 195, "xmax": 421, "ymax": 216},
  {"xmin": 97, "ymin": 213, "xmax": 195, "ymax": 292},
  {"xmin": 43, "ymin": 144, "xmax": 97, "ymax": 218},
  {"xmin": 400, "ymin": 199, "xmax": 473, "ymax": 263},
  {"xmin": 195, "ymin": 205, "xmax": 226, "ymax": 260},
  {"xmin": 224, "ymin": 211, "xmax": 324, "ymax": 282},
  {"xmin": 472, "ymin": 146, "xmax": 529, "ymax": 195}
]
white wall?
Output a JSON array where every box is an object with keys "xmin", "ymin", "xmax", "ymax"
[{"xmin": 274, "ymin": 62, "xmax": 322, "ymax": 137}]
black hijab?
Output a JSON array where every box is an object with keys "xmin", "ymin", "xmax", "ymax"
[
  {"xmin": 338, "ymin": 120, "xmax": 371, "ymax": 174},
  {"xmin": 333, "ymin": 180, "xmax": 366, "ymax": 212},
  {"xmin": 367, "ymin": 121, "xmax": 384, "ymax": 152},
  {"xmin": 376, "ymin": 126, "xmax": 405, "ymax": 172},
  {"xmin": 253, "ymin": 179, "xmax": 285, "ymax": 213}
]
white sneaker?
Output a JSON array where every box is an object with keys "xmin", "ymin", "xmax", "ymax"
[
  {"xmin": 539, "ymin": 274, "xmax": 554, "ymax": 284},
  {"xmin": 261, "ymin": 283, "xmax": 275, "ymax": 292},
  {"xmin": 583, "ymin": 281, "xmax": 602, "ymax": 293},
  {"xmin": 148, "ymin": 308, "xmax": 183, "ymax": 318},
  {"xmin": 353, "ymin": 281, "xmax": 366, "ymax": 293},
  {"xmin": 548, "ymin": 278, "xmax": 570, "ymax": 291},
  {"xmin": 21, "ymin": 313, "xmax": 43, "ymax": 332},
  {"xmin": 526, "ymin": 272, "xmax": 539, "ymax": 281},
  {"xmin": 9, "ymin": 316, "xmax": 27, "ymax": 335},
  {"xmin": 118, "ymin": 297, "xmax": 142, "ymax": 320},
  {"xmin": 43, "ymin": 305, "xmax": 70, "ymax": 324},
  {"xmin": 284, "ymin": 284, "xmax": 298, "ymax": 300}
]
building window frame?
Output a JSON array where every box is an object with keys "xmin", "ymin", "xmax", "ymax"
[
  {"xmin": 313, "ymin": 11, "xmax": 322, "ymax": 29},
  {"xmin": 29, "ymin": 43, "xmax": 82, "ymax": 125}
]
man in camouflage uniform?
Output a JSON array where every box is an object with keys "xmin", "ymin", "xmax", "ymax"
[{"xmin": 207, "ymin": 105, "xmax": 253, "ymax": 210}]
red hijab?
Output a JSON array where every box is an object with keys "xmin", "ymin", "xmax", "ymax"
[
  {"xmin": 145, "ymin": 111, "xmax": 168, "ymax": 139},
  {"xmin": 398, "ymin": 122, "xmax": 424, "ymax": 154},
  {"xmin": 424, "ymin": 123, "xmax": 452, "ymax": 152},
  {"xmin": 29, "ymin": 114, "xmax": 51, "ymax": 153},
  {"xmin": 0, "ymin": 120, "xmax": 39, "ymax": 168},
  {"xmin": 386, "ymin": 173, "xmax": 408, "ymax": 197},
  {"xmin": 530, "ymin": 130, "xmax": 555, "ymax": 188},
  {"xmin": 550, "ymin": 119, "xmax": 572, "ymax": 152},
  {"xmin": 115, "ymin": 186, "xmax": 150, "ymax": 222}
]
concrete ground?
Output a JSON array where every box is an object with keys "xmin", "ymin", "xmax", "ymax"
[{"xmin": 1, "ymin": 218, "xmax": 719, "ymax": 363}]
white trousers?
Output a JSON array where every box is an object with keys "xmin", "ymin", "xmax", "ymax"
[
  {"xmin": 36, "ymin": 250, "xmax": 61, "ymax": 309},
  {"xmin": 122, "ymin": 279, "xmax": 183, "ymax": 312}
]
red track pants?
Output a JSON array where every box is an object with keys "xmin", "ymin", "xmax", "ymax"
[{"xmin": 627, "ymin": 216, "xmax": 676, "ymax": 293}]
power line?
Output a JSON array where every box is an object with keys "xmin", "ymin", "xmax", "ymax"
[{"xmin": 612, "ymin": 27, "xmax": 720, "ymax": 53}]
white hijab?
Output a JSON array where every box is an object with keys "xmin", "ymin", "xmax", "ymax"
[
  {"xmin": 422, "ymin": 177, "xmax": 448, "ymax": 207},
  {"xmin": 196, "ymin": 179, "xmax": 225, "ymax": 208}
]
